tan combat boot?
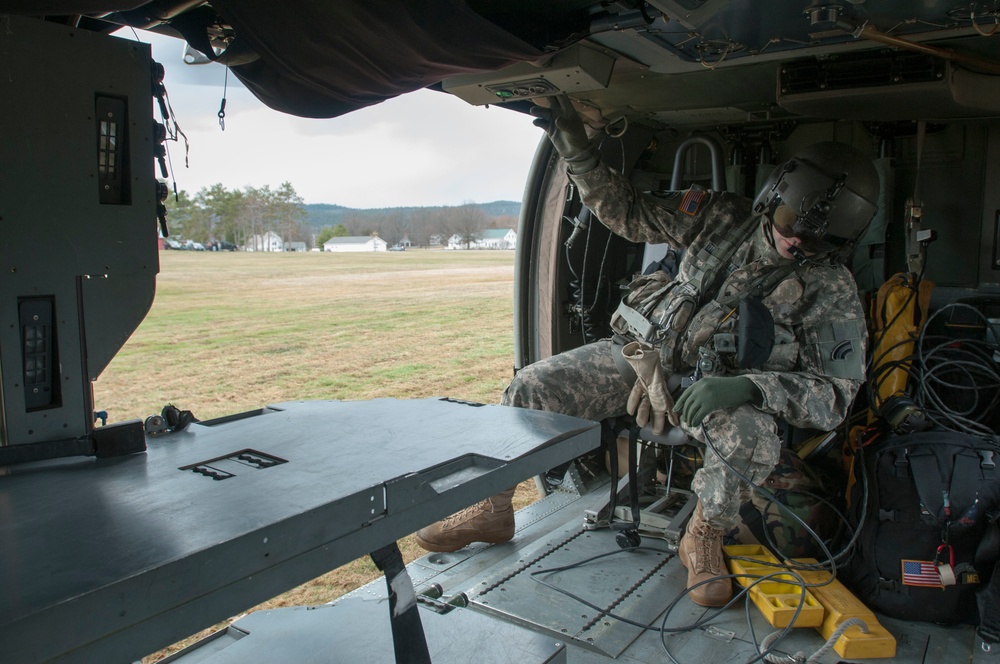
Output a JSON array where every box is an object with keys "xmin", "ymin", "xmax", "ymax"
[
  {"xmin": 678, "ymin": 502, "xmax": 733, "ymax": 607},
  {"xmin": 414, "ymin": 488, "xmax": 516, "ymax": 552}
]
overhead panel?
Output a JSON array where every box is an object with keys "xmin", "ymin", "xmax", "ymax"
[{"xmin": 442, "ymin": 45, "xmax": 616, "ymax": 106}]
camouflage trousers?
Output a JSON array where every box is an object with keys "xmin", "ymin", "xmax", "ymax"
[{"xmin": 502, "ymin": 338, "xmax": 781, "ymax": 530}]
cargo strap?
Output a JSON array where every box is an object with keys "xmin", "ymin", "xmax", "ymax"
[
  {"xmin": 905, "ymin": 447, "xmax": 991, "ymax": 526},
  {"xmin": 611, "ymin": 335, "xmax": 638, "ymax": 384},
  {"xmin": 370, "ymin": 543, "xmax": 431, "ymax": 664},
  {"xmin": 603, "ymin": 419, "xmax": 642, "ymax": 546}
]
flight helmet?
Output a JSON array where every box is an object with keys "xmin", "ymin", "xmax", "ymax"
[{"xmin": 752, "ymin": 142, "xmax": 879, "ymax": 262}]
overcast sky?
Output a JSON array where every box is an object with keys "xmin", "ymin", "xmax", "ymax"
[{"xmin": 134, "ymin": 32, "xmax": 544, "ymax": 208}]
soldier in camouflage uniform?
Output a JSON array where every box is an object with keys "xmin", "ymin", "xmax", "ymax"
[
  {"xmin": 727, "ymin": 448, "xmax": 839, "ymax": 559},
  {"xmin": 416, "ymin": 96, "xmax": 878, "ymax": 608}
]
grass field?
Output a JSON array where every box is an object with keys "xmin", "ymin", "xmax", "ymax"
[
  {"xmin": 98, "ymin": 249, "xmax": 518, "ymax": 422},
  {"xmin": 95, "ymin": 249, "xmax": 536, "ymax": 661}
]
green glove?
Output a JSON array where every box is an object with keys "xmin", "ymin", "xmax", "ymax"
[
  {"xmin": 529, "ymin": 94, "xmax": 599, "ymax": 174},
  {"xmin": 673, "ymin": 376, "xmax": 762, "ymax": 427}
]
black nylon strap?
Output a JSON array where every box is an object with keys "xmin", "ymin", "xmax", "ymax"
[
  {"xmin": 978, "ymin": 561, "xmax": 1000, "ymax": 645},
  {"xmin": 909, "ymin": 448, "xmax": 983, "ymax": 526},
  {"xmin": 977, "ymin": 519, "xmax": 1000, "ymax": 571},
  {"xmin": 370, "ymin": 543, "xmax": 432, "ymax": 664},
  {"xmin": 950, "ymin": 452, "xmax": 982, "ymax": 522},
  {"xmin": 604, "ymin": 420, "xmax": 641, "ymax": 532},
  {"xmin": 908, "ymin": 449, "xmax": 944, "ymax": 523},
  {"xmin": 605, "ymin": 421, "xmax": 621, "ymax": 520},
  {"xmin": 626, "ymin": 425, "xmax": 641, "ymax": 530}
]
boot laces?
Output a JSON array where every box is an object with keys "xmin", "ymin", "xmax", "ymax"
[
  {"xmin": 442, "ymin": 498, "xmax": 493, "ymax": 528},
  {"xmin": 693, "ymin": 525, "xmax": 724, "ymax": 575}
]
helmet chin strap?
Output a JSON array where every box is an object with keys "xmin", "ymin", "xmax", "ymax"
[
  {"xmin": 788, "ymin": 243, "xmax": 842, "ymax": 266},
  {"xmin": 787, "ymin": 245, "xmax": 811, "ymax": 263}
]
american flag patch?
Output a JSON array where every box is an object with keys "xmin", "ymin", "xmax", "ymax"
[
  {"xmin": 679, "ymin": 189, "xmax": 705, "ymax": 216},
  {"xmin": 902, "ymin": 560, "xmax": 943, "ymax": 588}
]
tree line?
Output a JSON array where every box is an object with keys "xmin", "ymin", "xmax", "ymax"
[
  {"xmin": 315, "ymin": 203, "xmax": 516, "ymax": 249},
  {"xmin": 164, "ymin": 183, "xmax": 517, "ymax": 250},
  {"xmin": 164, "ymin": 182, "xmax": 311, "ymax": 250}
]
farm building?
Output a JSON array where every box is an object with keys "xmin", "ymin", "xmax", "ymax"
[
  {"xmin": 245, "ymin": 231, "xmax": 283, "ymax": 252},
  {"xmin": 323, "ymin": 236, "xmax": 388, "ymax": 252},
  {"xmin": 447, "ymin": 228, "xmax": 517, "ymax": 250}
]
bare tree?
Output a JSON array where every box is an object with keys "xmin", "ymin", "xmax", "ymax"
[
  {"xmin": 490, "ymin": 214, "xmax": 519, "ymax": 230},
  {"xmin": 343, "ymin": 212, "xmax": 370, "ymax": 236},
  {"xmin": 376, "ymin": 210, "xmax": 409, "ymax": 247},
  {"xmin": 454, "ymin": 202, "xmax": 488, "ymax": 249},
  {"xmin": 407, "ymin": 209, "xmax": 438, "ymax": 248}
]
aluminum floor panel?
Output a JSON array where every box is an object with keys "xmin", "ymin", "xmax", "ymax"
[
  {"xmin": 467, "ymin": 529, "xmax": 678, "ymax": 657},
  {"xmin": 161, "ymin": 597, "xmax": 567, "ymax": 664},
  {"xmin": 409, "ymin": 482, "xmax": 990, "ymax": 664}
]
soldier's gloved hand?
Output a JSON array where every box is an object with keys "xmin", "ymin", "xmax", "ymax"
[
  {"xmin": 529, "ymin": 94, "xmax": 600, "ymax": 175},
  {"xmin": 621, "ymin": 341, "xmax": 680, "ymax": 435},
  {"xmin": 673, "ymin": 376, "xmax": 762, "ymax": 427}
]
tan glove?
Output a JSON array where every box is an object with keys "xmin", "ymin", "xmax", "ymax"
[{"xmin": 621, "ymin": 341, "xmax": 680, "ymax": 434}]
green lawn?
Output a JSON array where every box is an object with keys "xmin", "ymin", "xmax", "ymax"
[{"xmin": 97, "ymin": 249, "xmax": 517, "ymax": 424}]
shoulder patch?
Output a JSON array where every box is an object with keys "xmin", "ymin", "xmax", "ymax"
[
  {"xmin": 679, "ymin": 189, "xmax": 706, "ymax": 216},
  {"xmin": 812, "ymin": 319, "xmax": 866, "ymax": 381}
]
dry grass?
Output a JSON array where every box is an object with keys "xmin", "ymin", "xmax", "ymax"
[{"xmin": 92, "ymin": 249, "xmax": 538, "ymax": 662}]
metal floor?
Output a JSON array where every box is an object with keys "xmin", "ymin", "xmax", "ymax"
[
  {"xmin": 162, "ymin": 476, "xmax": 995, "ymax": 663},
  {"xmin": 397, "ymin": 483, "xmax": 993, "ymax": 664}
]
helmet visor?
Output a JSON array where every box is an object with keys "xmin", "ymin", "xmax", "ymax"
[{"xmin": 771, "ymin": 204, "xmax": 841, "ymax": 254}]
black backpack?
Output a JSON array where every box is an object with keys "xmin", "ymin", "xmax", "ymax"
[{"xmin": 841, "ymin": 430, "xmax": 1000, "ymax": 625}]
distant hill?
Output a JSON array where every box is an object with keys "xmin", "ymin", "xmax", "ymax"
[{"xmin": 304, "ymin": 200, "xmax": 520, "ymax": 230}]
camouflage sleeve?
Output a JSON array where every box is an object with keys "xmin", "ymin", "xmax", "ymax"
[
  {"xmin": 744, "ymin": 267, "xmax": 868, "ymax": 431},
  {"xmin": 570, "ymin": 164, "xmax": 713, "ymax": 247}
]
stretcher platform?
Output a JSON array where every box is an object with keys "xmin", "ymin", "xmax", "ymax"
[{"xmin": 0, "ymin": 398, "xmax": 600, "ymax": 663}]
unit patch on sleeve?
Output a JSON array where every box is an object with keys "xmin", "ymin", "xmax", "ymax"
[{"xmin": 679, "ymin": 188, "xmax": 706, "ymax": 216}]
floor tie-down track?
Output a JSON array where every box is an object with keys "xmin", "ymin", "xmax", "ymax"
[
  {"xmin": 468, "ymin": 528, "xmax": 681, "ymax": 657},
  {"xmin": 155, "ymin": 470, "xmax": 997, "ymax": 663},
  {"xmin": 403, "ymin": 485, "xmax": 998, "ymax": 664}
]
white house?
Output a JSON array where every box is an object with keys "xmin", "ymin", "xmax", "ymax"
[
  {"xmin": 478, "ymin": 228, "xmax": 517, "ymax": 249},
  {"xmin": 447, "ymin": 228, "xmax": 517, "ymax": 250},
  {"xmin": 323, "ymin": 236, "xmax": 388, "ymax": 252},
  {"xmin": 245, "ymin": 231, "xmax": 283, "ymax": 252}
]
